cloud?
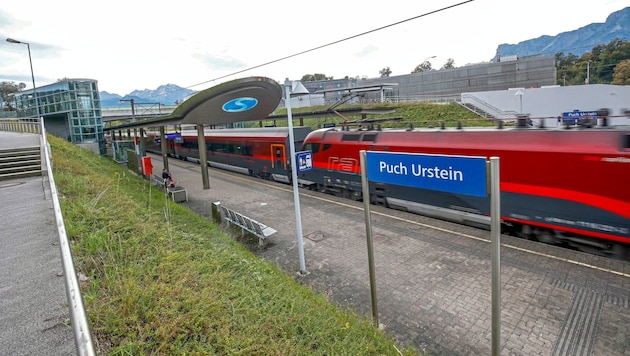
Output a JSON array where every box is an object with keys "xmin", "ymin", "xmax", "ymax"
[
  {"xmin": 194, "ymin": 53, "xmax": 248, "ymax": 71},
  {"xmin": 356, "ymin": 44, "xmax": 379, "ymax": 58}
]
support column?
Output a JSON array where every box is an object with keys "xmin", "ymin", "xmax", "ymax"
[
  {"xmin": 159, "ymin": 126, "xmax": 168, "ymax": 172},
  {"xmin": 197, "ymin": 124, "xmax": 210, "ymax": 189}
]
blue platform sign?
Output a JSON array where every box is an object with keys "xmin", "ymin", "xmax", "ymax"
[
  {"xmin": 365, "ymin": 152, "xmax": 487, "ymax": 197},
  {"xmin": 296, "ymin": 151, "xmax": 313, "ymax": 173},
  {"xmin": 561, "ymin": 110, "xmax": 598, "ymax": 123}
]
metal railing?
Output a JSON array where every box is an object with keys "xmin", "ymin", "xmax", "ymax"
[
  {"xmin": 39, "ymin": 119, "xmax": 96, "ymax": 356},
  {"xmin": 0, "ymin": 118, "xmax": 41, "ymax": 133}
]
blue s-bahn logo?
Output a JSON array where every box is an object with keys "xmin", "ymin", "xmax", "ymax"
[{"xmin": 222, "ymin": 97, "xmax": 259, "ymax": 112}]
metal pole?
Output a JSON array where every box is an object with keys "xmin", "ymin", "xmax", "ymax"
[
  {"xmin": 360, "ymin": 150, "xmax": 379, "ymax": 326},
  {"xmin": 490, "ymin": 157, "xmax": 501, "ymax": 356},
  {"xmin": 285, "ymin": 80, "xmax": 307, "ymax": 274},
  {"xmin": 25, "ymin": 42, "xmax": 40, "ymax": 118},
  {"xmin": 6, "ymin": 38, "xmax": 39, "ymax": 118},
  {"xmin": 196, "ymin": 124, "xmax": 210, "ymax": 189},
  {"xmin": 159, "ymin": 126, "xmax": 168, "ymax": 172}
]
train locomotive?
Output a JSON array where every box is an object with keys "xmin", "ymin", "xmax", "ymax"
[
  {"xmin": 145, "ymin": 123, "xmax": 630, "ymax": 260},
  {"xmin": 298, "ymin": 124, "xmax": 630, "ymax": 259}
]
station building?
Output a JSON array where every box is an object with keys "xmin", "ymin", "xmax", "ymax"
[{"xmin": 13, "ymin": 78, "xmax": 106, "ymax": 155}]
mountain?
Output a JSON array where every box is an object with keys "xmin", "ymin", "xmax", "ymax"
[
  {"xmin": 496, "ymin": 7, "xmax": 630, "ymax": 60},
  {"xmin": 99, "ymin": 84, "xmax": 195, "ymax": 108}
]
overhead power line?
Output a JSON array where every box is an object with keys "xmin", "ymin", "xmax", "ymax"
[{"xmin": 179, "ymin": 0, "xmax": 475, "ymax": 93}]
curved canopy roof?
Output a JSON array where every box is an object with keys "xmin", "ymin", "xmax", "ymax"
[{"xmin": 105, "ymin": 76, "xmax": 283, "ymax": 130}]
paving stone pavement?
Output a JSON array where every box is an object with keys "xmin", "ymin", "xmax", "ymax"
[{"xmin": 153, "ymin": 153, "xmax": 630, "ymax": 356}]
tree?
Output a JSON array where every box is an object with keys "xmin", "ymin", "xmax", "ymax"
[
  {"xmin": 555, "ymin": 38, "xmax": 630, "ymax": 85},
  {"xmin": 411, "ymin": 60, "xmax": 433, "ymax": 74},
  {"xmin": 612, "ymin": 59, "xmax": 630, "ymax": 85},
  {"xmin": 441, "ymin": 58, "xmax": 456, "ymax": 70},
  {"xmin": 0, "ymin": 81, "xmax": 20, "ymax": 111},
  {"xmin": 379, "ymin": 67, "xmax": 392, "ymax": 77},
  {"xmin": 301, "ymin": 74, "xmax": 332, "ymax": 82}
]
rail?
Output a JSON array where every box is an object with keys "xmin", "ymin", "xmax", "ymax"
[
  {"xmin": 40, "ymin": 119, "xmax": 96, "ymax": 356},
  {"xmin": 0, "ymin": 118, "xmax": 41, "ymax": 133},
  {"xmin": 460, "ymin": 94, "xmax": 519, "ymax": 119}
]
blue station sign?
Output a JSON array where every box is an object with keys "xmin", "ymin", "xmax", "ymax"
[
  {"xmin": 365, "ymin": 152, "xmax": 487, "ymax": 197},
  {"xmin": 561, "ymin": 110, "xmax": 599, "ymax": 123},
  {"xmin": 296, "ymin": 150, "xmax": 313, "ymax": 173}
]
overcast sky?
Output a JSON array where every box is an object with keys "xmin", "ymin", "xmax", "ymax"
[{"xmin": 1, "ymin": 0, "xmax": 629, "ymax": 96}]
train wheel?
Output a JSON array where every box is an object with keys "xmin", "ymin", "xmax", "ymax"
[{"xmin": 610, "ymin": 244, "xmax": 630, "ymax": 261}]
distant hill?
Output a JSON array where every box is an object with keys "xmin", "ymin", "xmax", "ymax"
[
  {"xmin": 99, "ymin": 84, "xmax": 195, "ymax": 108},
  {"xmin": 496, "ymin": 6, "xmax": 630, "ymax": 60}
]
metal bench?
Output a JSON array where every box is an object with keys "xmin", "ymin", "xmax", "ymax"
[
  {"xmin": 219, "ymin": 204, "xmax": 276, "ymax": 248},
  {"xmin": 151, "ymin": 174, "xmax": 188, "ymax": 203}
]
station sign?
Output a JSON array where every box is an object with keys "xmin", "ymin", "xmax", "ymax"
[
  {"xmin": 296, "ymin": 150, "xmax": 313, "ymax": 173},
  {"xmin": 365, "ymin": 151, "xmax": 487, "ymax": 197},
  {"xmin": 561, "ymin": 110, "xmax": 598, "ymax": 123}
]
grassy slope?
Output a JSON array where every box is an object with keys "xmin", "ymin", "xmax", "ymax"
[
  {"xmin": 50, "ymin": 135, "xmax": 418, "ymax": 355},
  {"xmin": 260, "ymin": 102, "xmax": 494, "ymax": 129}
]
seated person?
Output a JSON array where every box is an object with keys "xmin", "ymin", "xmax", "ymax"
[{"xmin": 161, "ymin": 168, "xmax": 175, "ymax": 187}]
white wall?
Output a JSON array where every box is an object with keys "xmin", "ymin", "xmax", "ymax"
[{"xmin": 463, "ymin": 84, "xmax": 630, "ymax": 126}]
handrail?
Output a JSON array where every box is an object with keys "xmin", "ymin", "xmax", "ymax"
[
  {"xmin": 460, "ymin": 94, "xmax": 518, "ymax": 119},
  {"xmin": 40, "ymin": 118, "xmax": 96, "ymax": 356},
  {"xmin": 0, "ymin": 118, "xmax": 41, "ymax": 133}
]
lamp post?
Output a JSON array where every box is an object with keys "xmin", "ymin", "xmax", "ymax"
[
  {"xmin": 7, "ymin": 38, "xmax": 40, "ymax": 118},
  {"xmin": 515, "ymin": 90, "xmax": 523, "ymax": 114},
  {"xmin": 586, "ymin": 60, "xmax": 591, "ymax": 85},
  {"xmin": 285, "ymin": 78, "xmax": 309, "ymax": 274},
  {"xmin": 421, "ymin": 56, "xmax": 436, "ymax": 98}
]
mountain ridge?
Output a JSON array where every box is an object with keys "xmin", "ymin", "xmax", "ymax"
[
  {"xmin": 99, "ymin": 83, "xmax": 195, "ymax": 108},
  {"xmin": 496, "ymin": 7, "xmax": 630, "ymax": 60}
]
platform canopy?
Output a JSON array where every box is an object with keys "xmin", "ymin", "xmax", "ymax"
[{"xmin": 105, "ymin": 76, "xmax": 283, "ymax": 130}]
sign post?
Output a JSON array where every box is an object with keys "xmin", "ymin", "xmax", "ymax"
[{"xmin": 361, "ymin": 151, "xmax": 501, "ymax": 354}]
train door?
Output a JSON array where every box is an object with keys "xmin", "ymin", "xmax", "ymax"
[
  {"xmin": 270, "ymin": 144, "xmax": 286, "ymax": 170},
  {"xmin": 167, "ymin": 138, "xmax": 176, "ymax": 156}
]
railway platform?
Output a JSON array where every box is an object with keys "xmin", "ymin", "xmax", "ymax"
[
  {"xmin": 0, "ymin": 131, "xmax": 75, "ymax": 355},
  {"xmin": 154, "ymin": 153, "xmax": 630, "ymax": 355}
]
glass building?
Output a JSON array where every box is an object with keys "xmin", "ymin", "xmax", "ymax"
[{"xmin": 14, "ymin": 78, "xmax": 106, "ymax": 155}]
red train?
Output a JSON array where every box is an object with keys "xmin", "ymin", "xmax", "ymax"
[
  {"xmin": 145, "ymin": 127, "xmax": 312, "ymax": 183},
  {"xmin": 146, "ymin": 123, "xmax": 630, "ymax": 260}
]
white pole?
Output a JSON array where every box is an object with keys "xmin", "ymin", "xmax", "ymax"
[
  {"xmin": 285, "ymin": 80, "xmax": 307, "ymax": 274},
  {"xmin": 490, "ymin": 157, "xmax": 501, "ymax": 356}
]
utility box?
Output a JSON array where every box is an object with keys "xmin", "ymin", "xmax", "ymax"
[{"xmin": 168, "ymin": 186, "xmax": 188, "ymax": 203}]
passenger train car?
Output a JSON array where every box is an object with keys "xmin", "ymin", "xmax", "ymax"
[
  {"xmin": 145, "ymin": 127, "xmax": 311, "ymax": 183},
  {"xmin": 145, "ymin": 123, "xmax": 630, "ymax": 259},
  {"xmin": 298, "ymin": 124, "xmax": 630, "ymax": 258}
]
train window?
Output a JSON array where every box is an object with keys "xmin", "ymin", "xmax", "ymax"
[
  {"xmin": 362, "ymin": 134, "xmax": 377, "ymax": 142},
  {"xmin": 341, "ymin": 134, "xmax": 360, "ymax": 141},
  {"xmin": 624, "ymin": 135, "xmax": 630, "ymax": 149},
  {"xmin": 323, "ymin": 144, "xmax": 332, "ymax": 151},
  {"xmin": 303, "ymin": 143, "xmax": 320, "ymax": 154}
]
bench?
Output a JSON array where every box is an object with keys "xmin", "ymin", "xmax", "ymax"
[
  {"xmin": 151, "ymin": 174, "xmax": 188, "ymax": 203},
  {"xmin": 219, "ymin": 204, "xmax": 277, "ymax": 248}
]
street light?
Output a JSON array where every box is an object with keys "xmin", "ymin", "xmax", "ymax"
[
  {"xmin": 515, "ymin": 89, "xmax": 523, "ymax": 114},
  {"xmin": 284, "ymin": 78, "xmax": 309, "ymax": 274},
  {"xmin": 421, "ymin": 56, "xmax": 436, "ymax": 98},
  {"xmin": 7, "ymin": 37, "xmax": 40, "ymax": 118}
]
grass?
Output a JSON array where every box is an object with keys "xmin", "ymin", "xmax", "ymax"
[
  {"xmin": 50, "ymin": 134, "xmax": 420, "ymax": 355},
  {"xmin": 258, "ymin": 102, "xmax": 496, "ymax": 129}
]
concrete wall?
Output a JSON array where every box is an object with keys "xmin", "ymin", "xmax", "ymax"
[
  {"xmin": 361, "ymin": 56, "xmax": 557, "ymax": 100},
  {"xmin": 463, "ymin": 84, "xmax": 630, "ymax": 126}
]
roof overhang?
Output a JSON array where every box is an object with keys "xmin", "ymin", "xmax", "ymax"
[{"xmin": 105, "ymin": 76, "xmax": 282, "ymax": 131}]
